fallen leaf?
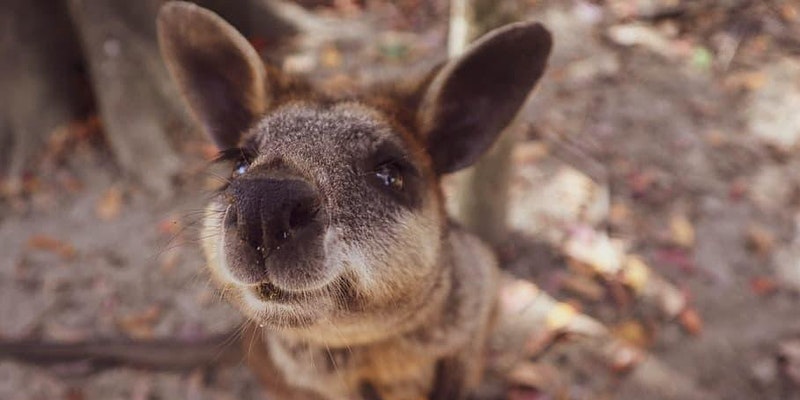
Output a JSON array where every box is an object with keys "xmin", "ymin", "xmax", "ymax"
[
  {"xmin": 117, "ymin": 305, "xmax": 162, "ymax": 339},
  {"xmin": 26, "ymin": 234, "xmax": 77, "ymax": 260},
  {"xmin": 321, "ymin": 45, "xmax": 342, "ymax": 68},
  {"xmin": 723, "ymin": 71, "xmax": 767, "ymax": 91},
  {"xmin": 608, "ymin": 202, "xmax": 631, "ymax": 227},
  {"xmin": 96, "ymin": 186, "xmax": 123, "ymax": 221},
  {"xmin": 627, "ymin": 169, "xmax": 658, "ymax": 196},
  {"xmin": 507, "ymin": 361, "xmax": 562, "ymax": 393},
  {"xmin": 158, "ymin": 216, "xmax": 182, "ymax": 237},
  {"xmin": 745, "ymin": 225, "xmax": 775, "ymax": 256},
  {"xmin": 563, "ymin": 228, "xmax": 626, "ymax": 275},
  {"xmin": 678, "ymin": 308, "xmax": 703, "ymax": 336},
  {"xmin": 781, "ymin": 3, "xmax": 798, "ymax": 22},
  {"xmin": 669, "ymin": 215, "xmax": 695, "ymax": 248},
  {"xmin": 512, "ymin": 141, "xmax": 550, "ymax": 164},
  {"xmin": 606, "ymin": 340, "xmax": 645, "ymax": 373},
  {"xmin": 561, "ymin": 273, "xmax": 605, "ymax": 301},
  {"xmin": 750, "ymin": 276, "xmax": 779, "ymax": 296},
  {"xmin": 546, "ymin": 303, "xmax": 578, "ymax": 331},
  {"xmin": 612, "ymin": 320, "xmax": 651, "ymax": 348},
  {"xmin": 622, "ymin": 256, "xmax": 650, "ymax": 293}
]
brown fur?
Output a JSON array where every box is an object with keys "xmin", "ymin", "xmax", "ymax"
[{"xmin": 158, "ymin": 2, "xmax": 551, "ymax": 399}]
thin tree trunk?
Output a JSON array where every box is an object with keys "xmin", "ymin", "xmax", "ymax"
[
  {"xmin": 449, "ymin": 0, "xmax": 525, "ymax": 247},
  {"xmin": 0, "ymin": 0, "xmax": 88, "ymax": 195},
  {"xmin": 67, "ymin": 0, "xmax": 187, "ymax": 197}
]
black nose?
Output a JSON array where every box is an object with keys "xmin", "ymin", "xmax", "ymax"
[{"xmin": 230, "ymin": 177, "xmax": 320, "ymax": 257}]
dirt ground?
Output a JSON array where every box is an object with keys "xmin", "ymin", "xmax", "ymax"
[{"xmin": 1, "ymin": 1, "xmax": 800, "ymax": 399}]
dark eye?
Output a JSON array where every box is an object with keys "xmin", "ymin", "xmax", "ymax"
[
  {"xmin": 233, "ymin": 159, "xmax": 249, "ymax": 176},
  {"xmin": 374, "ymin": 162, "xmax": 404, "ymax": 191}
]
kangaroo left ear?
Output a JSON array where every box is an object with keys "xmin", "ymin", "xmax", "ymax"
[
  {"xmin": 157, "ymin": 1, "xmax": 268, "ymax": 150},
  {"xmin": 418, "ymin": 22, "xmax": 552, "ymax": 174}
]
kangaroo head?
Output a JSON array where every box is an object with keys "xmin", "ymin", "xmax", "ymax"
[{"xmin": 158, "ymin": 1, "xmax": 551, "ymax": 345}]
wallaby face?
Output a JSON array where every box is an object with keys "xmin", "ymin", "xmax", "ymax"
[
  {"xmin": 158, "ymin": 1, "xmax": 551, "ymax": 398},
  {"xmin": 206, "ymin": 102, "xmax": 447, "ymax": 342}
]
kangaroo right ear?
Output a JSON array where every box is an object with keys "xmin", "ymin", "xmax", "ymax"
[
  {"xmin": 418, "ymin": 22, "xmax": 552, "ymax": 174},
  {"xmin": 157, "ymin": 1, "xmax": 267, "ymax": 150}
]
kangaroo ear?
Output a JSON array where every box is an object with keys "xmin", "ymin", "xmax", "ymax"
[
  {"xmin": 418, "ymin": 22, "xmax": 552, "ymax": 174},
  {"xmin": 157, "ymin": 1, "xmax": 267, "ymax": 149}
]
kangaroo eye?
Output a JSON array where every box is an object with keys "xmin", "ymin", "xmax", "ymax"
[
  {"xmin": 233, "ymin": 159, "xmax": 249, "ymax": 176},
  {"xmin": 374, "ymin": 163, "xmax": 404, "ymax": 191}
]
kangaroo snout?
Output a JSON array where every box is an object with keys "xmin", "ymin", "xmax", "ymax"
[{"xmin": 224, "ymin": 176, "xmax": 325, "ymax": 287}]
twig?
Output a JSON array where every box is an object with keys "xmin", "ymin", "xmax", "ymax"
[{"xmin": 0, "ymin": 332, "xmax": 241, "ymax": 376}]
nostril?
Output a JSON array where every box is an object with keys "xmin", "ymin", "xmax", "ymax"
[{"xmin": 288, "ymin": 199, "xmax": 318, "ymax": 232}]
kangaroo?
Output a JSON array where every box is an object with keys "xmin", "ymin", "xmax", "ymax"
[{"xmin": 157, "ymin": 2, "xmax": 551, "ymax": 399}]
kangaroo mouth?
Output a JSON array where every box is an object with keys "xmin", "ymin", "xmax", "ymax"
[{"xmin": 253, "ymin": 282, "xmax": 303, "ymax": 303}]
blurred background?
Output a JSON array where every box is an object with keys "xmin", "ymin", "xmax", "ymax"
[{"xmin": 1, "ymin": 0, "xmax": 799, "ymax": 399}]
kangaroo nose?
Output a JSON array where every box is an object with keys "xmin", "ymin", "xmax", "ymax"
[{"xmin": 230, "ymin": 177, "xmax": 320, "ymax": 257}]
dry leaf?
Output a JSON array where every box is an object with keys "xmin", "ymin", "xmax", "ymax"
[
  {"xmin": 781, "ymin": 3, "xmax": 798, "ymax": 22},
  {"xmin": 609, "ymin": 202, "xmax": 631, "ymax": 227},
  {"xmin": 117, "ymin": 305, "xmax": 162, "ymax": 339},
  {"xmin": 26, "ymin": 234, "xmax": 77, "ymax": 260},
  {"xmin": 321, "ymin": 45, "xmax": 342, "ymax": 68},
  {"xmin": 158, "ymin": 216, "xmax": 182, "ymax": 237},
  {"xmin": 546, "ymin": 303, "xmax": 578, "ymax": 331},
  {"xmin": 563, "ymin": 228, "xmax": 626, "ymax": 275},
  {"xmin": 512, "ymin": 141, "xmax": 550, "ymax": 164},
  {"xmin": 745, "ymin": 225, "xmax": 775, "ymax": 256},
  {"xmin": 96, "ymin": 186, "xmax": 123, "ymax": 220},
  {"xmin": 749, "ymin": 276, "xmax": 779, "ymax": 296},
  {"xmin": 622, "ymin": 256, "xmax": 650, "ymax": 293},
  {"xmin": 723, "ymin": 71, "xmax": 767, "ymax": 91},
  {"xmin": 612, "ymin": 320, "xmax": 650, "ymax": 348},
  {"xmin": 669, "ymin": 215, "xmax": 695, "ymax": 248},
  {"xmin": 507, "ymin": 361, "xmax": 562, "ymax": 392},
  {"xmin": 678, "ymin": 308, "xmax": 703, "ymax": 336},
  {"xmin": 561, "ymin": 273, "xmax": 605, "ymax": 301}
]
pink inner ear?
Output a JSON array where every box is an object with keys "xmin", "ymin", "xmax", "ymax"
[{"xmin": 419, "ymin": 22, "xmax": 552, "ymax": 175}]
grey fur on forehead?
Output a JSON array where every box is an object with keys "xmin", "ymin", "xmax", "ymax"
[{"xmin": 250, "ymin": 102, "xmax": 400, "ymax": 151}]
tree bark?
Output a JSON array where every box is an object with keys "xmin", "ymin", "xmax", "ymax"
[
  {"xmin": 449, "ymin": 0, "xmax": 526, "ymax": 247},
  {"xmin": 67, "ymin": 0, "xmax": 190, "ymax": 197},
  {"xmin": 0, "ymin": 0, "xmax": 88, "ymax": 195}
]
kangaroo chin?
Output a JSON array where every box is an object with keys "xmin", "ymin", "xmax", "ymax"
[{"xmin": 159, "ymin": 2, "xmax": 552, "ymax": 398}]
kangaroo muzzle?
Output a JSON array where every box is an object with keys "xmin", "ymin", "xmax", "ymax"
[{"xmin": 223, "ymin": 176, "xmax": 326, "ymax": 288}]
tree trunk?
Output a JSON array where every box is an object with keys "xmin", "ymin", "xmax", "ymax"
[
  {"xmin": 0, "ymin": 0, "xmax": 88, "ymax": 195},
  {"xmin": 67, "ymin": 0, "xmax": 189, "ymax": 197},
  {"xmin": 449, "ymin": 0, "xmax": 526, "ymax": 247}
]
